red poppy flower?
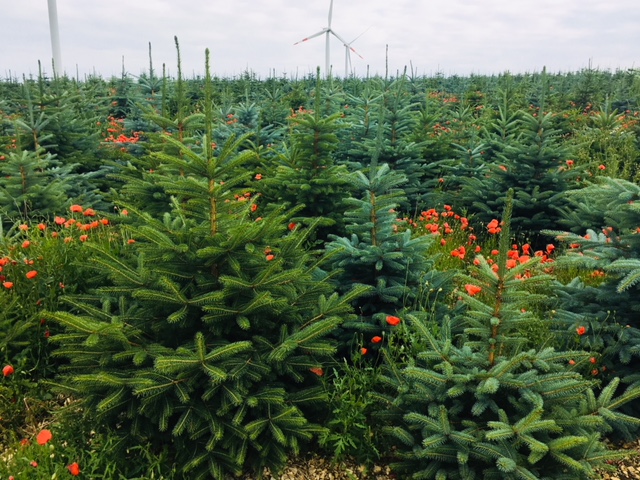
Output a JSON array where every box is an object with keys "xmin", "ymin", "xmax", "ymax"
[
  {"xmin": 30, "ymin": 461, "xmax": 38, "ymax": 468},
  {"xmin": 371, "ymin": 336, "xmax": 383, "ymax": 344},
  {"xmin": 255, "ymin": 173, "xmax": 262, "ymax": 180},
  {"xmin": 386, "ymin": 315, "xmax": 401, "ymax": 326},
  {"xmin": 26, "ymin": 270, "xmax": 38, "ymax": 279},
  {"xmin": 568, "ymin": 359, "xmax": 576, "ymax": 365},
  {"xmin": 309, "ymin": 367, "xmax": 324, "ymax": 376},
  {"xmin": 54, "ymin": 216, "xmax": 66, "ymax": 225},
  {"xmin": 69, "ymin": 204, "xmax": 83, "ymax": 213},
  {"xmin": 36, "ymin": 429, "xmax": 52, "ymax": 445},
  {"xmin": 590, "ymin": 357, "xmax": 597, "ymax": 364},
  {"xmin": 465, "ymin": 284, "xmax": 482, "ymax": 296},
  {"xmin": 79, "ymin": 235, "xmax": 88, "ymax": 242},
  {"xmin": 22, "ymin": 240, "xmax": 30, "ymax": 249},
  {"xmin": 265, "ymin": 254, "xmax": 275, "ymax": 261},
  {"xmin": 3, "ymin": 281, "xmax": 13, "ymax": 289},
  {"xmin": 576, "ymin": 326, "xmax": 586, "ymax": 336},
  {"xmin": 360, "ymin": 348, "xmax": 368, "ymax": 355},
  {"xmin": 83, "ymin": 208, "xmax": 96, "ymax": 217},
  {"xmin": 37, "ymin": 223, "xmax": 46, "ymax": 231},
  {"xmin": 67, "ymin": 462, "xmax": 81, "ymax": 476},
  {"xmin": 3, "ymin": 365, "xmax": 14, "ymax": 377},
  {"xmin": 127, "ymin": 239, "xmax": 136, "ymax": 244},
  {"xmin": 288, "ymin": 222, "xmax": 297, "ymax": 231}
]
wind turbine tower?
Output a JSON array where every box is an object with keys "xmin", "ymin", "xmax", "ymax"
[
  {"xmin": 294, "ymin": 0, "xmax": 363, "ymax": 77},
  {"xmin": 47, "ymin": 0, "xmax": 62, "ymax": 76}
]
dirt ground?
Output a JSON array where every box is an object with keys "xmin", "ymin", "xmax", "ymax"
[{"xmin": 241, "ymin": 443, "xmax": 640, "ymax": 480}]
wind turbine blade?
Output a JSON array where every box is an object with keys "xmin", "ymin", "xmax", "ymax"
[
  {"xmin": 348, "ymin": 45, "xmax": 364, "ymax": 60},
  {"xmin": 332, "ymin": 30, "xmax": 365, "ymax": 60},
  {"xmin": 294, "ymin": 29, "xmax": 329, "ymax": 45},
  {"xmin": 330, "ymin": 30, "xmax": 350, "ymax": 47},
  {"xmin": 327, "ymin": 0, "xmax": 334, "ymax": 28},
  {"xmin": 349, "ymin": 26, "xmax": 371, "ymax": 46}
]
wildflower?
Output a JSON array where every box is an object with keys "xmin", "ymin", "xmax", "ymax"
[
  {"xmin": 251, "ymin": 204, "xmax": 258, "ymax": 212},
  {"xmin": 20, "ymin": 439, "xmax": 30, "ymax": 446},
  {"xmin": 36, "ymin": 429, "xmax": 52, "ymax": 446},
  {"xmin": 127, "ymin": 239, "xmax": 136, "ymax": 245},
  {"xmin": 546, "ymin": 244, "xmax": 555, "ymax": 255},
  {"xmin": 69, "ymin": 204, "xmax": 83, "ymax": 213},
  {"xmin": 19, "ymin": 224, "xmax": 29, "ymax": 231},
  {"xmin": 591, "ymin": 368, "xmax": 599, "ymax": 376},
  {"xmin": 465, "ymin": 284, "xmax": 482, "ymax": 296},
  {"xmin": 386, "ymin": 315, "xmax": 401, "ymax": 326},
  {"xmin": 121, "ymin": 209, "xmax": 129, "ymax": 216},
  {"xmin": 598, "ymin": 164, "xmax": 606, "ymax": 171},
  {"xmin": 288, "ymin": 222, "xmax": 297, "ymax": 231},
  {"xmin": 371, "ymin": 336, "xmax": 383, "ymax": 344},
  {"xmin": 26, "ymin": 270, "xmax": 38, "ymax": 279},
  {"xmin": 31, "ymin": 461, "xmax": 38, "ymax": 467},
  {"xmin": 67, "ymin": 463, "xmax": 81, "ymax": 476},
  {"xmin": 491, "ymin": 249, "xmax": 499, "ymax": 256},
  {"xmin": 487, "ymin": 219, "xmax": 501, "ymax": 235},
  {"xmin": 83, "ymin": 208, "xmax": 96, "ymax": 217},
  {"xmin": 568, "ymin": 359, "xmax": 576, "ymax": 365},
  {"xmin": 309, "ymin": 367, "xmax": 324, "ymax": 376},
  {"xmin": 3, "ymin": 281, "xmax": 13, "ymax": 289},
  {"xmin": 360, "ymin": 348, "xmax": 368, "ymax": 355},
  {"xmin": 79, "ymin": 235, "xmax": 89, "ymax": 242},
  {"xmin": 37, "ymin": 223, "xmax": 46, "ymax": 231},
  {"xmin": 576, "ymin": 326, "xmax": 587, "ymax": 336},
  {"xmin": 3, "ymin": 365, "xmax": 14, "ymax": 377},
  {"xmin": 265, "ymin": 254, "xmax": 275, "ymax": 261},
  {"xmin": 566, "ymin": 159, "xmax": 574, "ymax": 167},
  {"xmin": 590, "ymin": 357, "xmax": 597, "ymax": 364},
  {"xmin": 255, "ymin": 173, "xmax": 262, "ymax": 180}
]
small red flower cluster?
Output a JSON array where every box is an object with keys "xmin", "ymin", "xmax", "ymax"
[{"xmin": 12, "ymin": 430, "xmax": 81, "ymax": 477}]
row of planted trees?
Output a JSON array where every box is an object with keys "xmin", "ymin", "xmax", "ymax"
[{"xmin": 3, "ymin": 46, "xmax": 640, "ymax": 478}]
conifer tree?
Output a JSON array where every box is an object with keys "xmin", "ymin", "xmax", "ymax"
[
  {"xmin": 0, "ymin": 148, "xmax": 74, "ymax": 222},
  {"xmin": 548, "ymin": 178, "xmax": 640, "ymax": 429},
  {"xmin": 325, "ymin": 164, "xmax": 435, "ymax": 325},
  {"xmin": 454, "ymin": 105, "xmax": 580, "ymax": 246},
  {"xmin": 44, "ymin": 50, "xmax": 367, "ymax": 479},
  {"xmin": 373, "ymin": 191, "xmax": 640, "ymax": 479},
  {"xmin": 260, "ymin": 75, "xmax": 351, "ymax": 239}
]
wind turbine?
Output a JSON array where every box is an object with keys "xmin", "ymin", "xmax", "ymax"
[{"xmin": 294, "ymin": 0, "xmax": 361, "ymax": 77}]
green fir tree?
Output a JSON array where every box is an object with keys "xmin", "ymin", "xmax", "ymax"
[{"xmin": 44, "ymin": 50, "xmax": 367, "ymax": 479}]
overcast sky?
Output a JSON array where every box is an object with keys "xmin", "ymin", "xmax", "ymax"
[{"xmin": 2, "ymin": 0, "xmax": 639, "ymax": 80}]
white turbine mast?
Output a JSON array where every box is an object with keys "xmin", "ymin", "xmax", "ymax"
[
  {"xmin": 47, "ymin": 0, "xmax": 62, "ymax": 76},
  {"xmin": 342, "ymin": 28, "xmax": 369, "ymax": 77},
  {"xmin": 294, "ymin": 0, "xmax": 363, "ymax": 77}
]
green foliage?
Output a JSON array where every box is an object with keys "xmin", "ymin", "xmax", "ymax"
[
  {"xmin": 372, "ymin": 193, "xmax": 639, "ymax": 479},
  {"xmin": 0, "ymin": 149, "xmax": 75, "ymax": 222},
  {"xmin": 43, "ymin": 52, "xmax": 363, "ymax": 479},
  {"xmin": 317, "ymin": 359, "xmax": 382, "ymax": 465}
]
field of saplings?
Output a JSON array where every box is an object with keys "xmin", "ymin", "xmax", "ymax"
[{"xmin": 2, "ymin": 54, "xmax": 640, "ymax": 478}]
